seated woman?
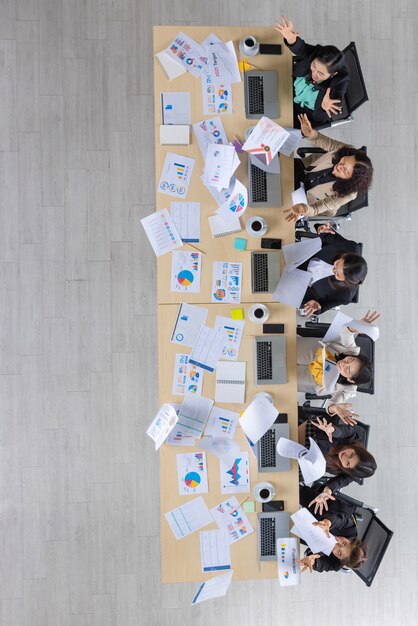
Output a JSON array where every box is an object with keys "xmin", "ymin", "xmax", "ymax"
[
  {"xmin": 297, "ymin": 310, "xmax": 380, "ymax": 423},
  {"xmin": 275, "ymin": 16, "xmax": 349, "ymax": 125},
  {"xmin": 298, "ymin": 412, "xmax": 377, "ymax": 494},
  {"xmin": 298, "ymin": 485, "xmax": 367, "ymax": 573},
  {"xmin": 284, "ymin": 114, "xmax": 373, "ymax": 221},
  {"xmin": 298, "ymin": 224, "xmax": 368, "ymax": 316}
]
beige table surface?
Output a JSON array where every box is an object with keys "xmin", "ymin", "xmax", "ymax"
[{"xmin": 153, "ymin": 26, "xmax": 295, "ymax": 305}]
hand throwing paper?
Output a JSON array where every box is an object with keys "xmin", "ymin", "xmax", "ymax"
[{"xmin": 276, "ymin": 437, "xmax": 326, "ymax": 483}]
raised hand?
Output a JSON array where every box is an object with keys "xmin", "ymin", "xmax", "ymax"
[
  {"xmin": 304, "ymin": 300, "xmax": 321, "ymax": 316},
  {"xmin": 284, "ymin": 204, "xmax": 307, "ymax": 222},
  {"xmin": 274, "ymin": 16, "xmax": 300, "ymax": 45},
  {"xmin": 312, "ymin": 416, "xmax": 335, "ymax": 443},
  {"xmin": 361, "ymin": 309, "xmax": 381, "ymax": 325},
  {"xmin": 316, "ymin": 223, "xmax": 335, "ymax": 235},
  {"xmin": 297, "ymin": 113, "xmax": 316, "ymax": 139},
  {"xmin": 312, "ymin": 519, "xmax": 332, "ymax": 538},
  {"xmin": 328, "ymin": 402, "xmax": 359, "ymax": 425},
  {"xmin": 308, "ymin": 489, "xmax": 335, "ymax": 516},
  {"xmin": 297, "ymin": 554, "xmax": 320, "ymax": 573},
  {"xmin": 321, "ymin": 87, "xmax": 342, "ymax": 117}
]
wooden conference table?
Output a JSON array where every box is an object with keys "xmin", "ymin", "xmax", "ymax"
[{"xmin": 153, "ymin": 26, "xmax": 299, "ymax": 583}]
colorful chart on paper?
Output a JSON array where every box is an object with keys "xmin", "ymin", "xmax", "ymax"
[{"xmin": 176, "ymin": 451, "xmax": 209, "ymax": 495}]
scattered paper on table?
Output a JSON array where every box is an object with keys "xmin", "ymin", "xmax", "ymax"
[
  {"xmin": 193, "ymin": 117, "xmax": 229, "ymax": 158},
  {"xmin": 217, "ymin": 178, "xmax": 248, "ymax": 223},
  {"xmin": 146, "ymin": 404, "xmax": 178, "ymax": 450},
  {"xmin": 189, "ymin": 325, "xmax": 227, "ymax": 372},
  {"xmin": 198, "ymin": 437, "xmax": 240, "ymax": 463},
  {"xmin": 176, "ymin": 393, "xmax": 214, "ymax": 438},
  {"xmin": 161, "ymin": 92, "xmax": 191, "ymax": 125},
  {"xmin": 201, "ymin": 71, "xmax": 232, "ymax": 115},
  {"xmin": 158, "ymin": 152, "xmax": 195, "ymax": 199},
  {"xmin": 203, "ymin": 175, "xmax": 236, "ymax": 207},
  {"xmin": 220, "ymin": 451, "xmax": 250, "ymax": 494},
  {"xmin": 210, "ymin": 496, "xmax": 254, "ymax": 543},
  {"xmin": 291, "ymin": 507, "xmax": 336, "ymax": 556},
  {"xmin": 171, "ymin": 303, "xmax": 208, "ymax": 347},
  {"xmin": 166, "ymin": 428, "xmax": 195, "ymax": 446},
  {"xmin": 177, "ymin": 451, "xmax": 209, "ymax": 495},
  {"xmin": 203, "ymin": 144, "xmax": 238, "ymax": 190},
  {"xmin": 280, "ymin": 128, "xmax": 303, "ymax": 157},
  {"xmin": 171, "ymin": 202, "xmax": 200, "ymax": 243},
  {"xmin": 203, "ymin": 40, "xmax": 241, "ymax": 84},
  {"xmin": 214, "ymin": 315, "xmax": 244, "ymax": 360},
  {"xmin": 172, "ymin": 353, "xmax": 203, "ymax": 396},
  {"xmin": 191, "ymin": 570, "xmax": 234, "ymax": 605},
  {"xmin": 215, "ymin": 361, "xmax": 246, "ymax": 404},
  {"xmin": 212, "ymin": 261, "xmax": 242, "ymax": 303},
  {"xmin": 277, "ymin": 437, "xmax": 326, "ymax": 484},
  {"xmin": 322, "ymin": 310, "xmax": 380, "ymax": 342},
  {"xmin": 141, "ymin": 208, "xmax": 183, "ymax": 257},
  {"xmin": 165, "ymin": 496, "xmax": 213, "ymax": 540},
  {"xmin": 272, "ymin": 267, "xmax": 311, "ymax": 307},
  {"xmin": 276, "ymin": 538, "xmax": 301, "ymax": 586},
  {"xmin": 242, "ymin": 117, "xmax": 289, "ymax": 166},
  {"xmin": 200, "ymin": 529, "xmax": 231, "ymax": 573},
  {"xmin": 204, "ymin": 406, "xmax": 240, "ymax": 438},
  {"xmin": 171, "ymin": 250, "xmax": 202, "ymax": 293},
  {"xmin": 282, "ymin": 237, "xmax": 322, "ymax": 271},
  {"xmin": 166, "ymin": 32, "xmax": 208, "ymax": 77},
  {"xmin": 239, "ymin": 395, "xmax": 278, "ymax": 444}
]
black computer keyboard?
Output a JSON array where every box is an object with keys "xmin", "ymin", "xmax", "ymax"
[
  {"xmin": 251, "ymin": 252, "xmax": 269, "ymax": 293},
  {"xmin": 247, "ymin": 75, "xmax": 265, "ymax": 115},
  {"xmin": 260, "ymin": 516, "xmax": 276, "ymax": 557},
  {"xmin": 259, "ymin": 429, "xmax": 277, "ymax": 468},
  {"xmin": 256, "ymin": 339, "xmax": 273, "ymax": 381},
  {"xmin": 250, "ymin": 163, "xmax": 268, "ymax": 202}
]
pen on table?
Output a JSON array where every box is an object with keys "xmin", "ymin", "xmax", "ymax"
[
  {"xmin": 185, "ymin": 242, "xmax": 206, "ymax": 255},
  {"xmin": 229, "ymin": 496, "xmax": 249, "ymax": 515}
]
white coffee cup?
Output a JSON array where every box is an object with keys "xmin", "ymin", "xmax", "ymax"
[
  {"xmin": 254, "ymin": 481, "xmax": 275, "ymax": 503},
  {"xmin": 239, "ymin": 36, "xmax": 260, "ymax": 57},
  {"xmin": 246, "ymin": 216, "xmax": 268, "ymax": 237},
  {"xmin": 248, "ymin": 303, "xmax": 269, "ymax": 323}
]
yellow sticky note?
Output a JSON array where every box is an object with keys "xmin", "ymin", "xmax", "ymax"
[
  {"xmin": 231, "ymin": 308, "xmax": 244, "ymax": 320},
  {"xmin": 238, "ymin": 58, "xmax": 252, "ymax": 73}
]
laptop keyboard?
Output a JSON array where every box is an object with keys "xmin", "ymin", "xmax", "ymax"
[
  {"xmin": 256, "ymin": 340, "xmax": 273, "ymax": 381},
  {"xmin": 247, "ymin": 75, "xmax": 265, "ymax": 115},
  {"xmin": 259, "ymin": 429, "xmax": 277, "ymax": 468},
  {"xmin": 252, "ymin": 252, "xmax": 269, "ymax": 292},
  {"xmin": 260, "ymin": 517, "xmax": 276, "ymax": 557},
  {"xmin": 250, "ymin": 164, "xmax": 268, "ymax": 202}
]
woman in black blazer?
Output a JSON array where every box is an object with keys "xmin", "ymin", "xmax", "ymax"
[
  {"xmin": 298, "ymin": 224, "xmax": 368, "ymax": 316},
  {"xmin": 275, "ymin": 16, "xmax": 349, "ymax": 125}
]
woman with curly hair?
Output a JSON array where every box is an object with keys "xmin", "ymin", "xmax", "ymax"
[{"xmin": 284, "ymin": 114, "xmax": 373, "ymax": 222}]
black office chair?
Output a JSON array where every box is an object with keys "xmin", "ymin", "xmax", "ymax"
[
  {"xmin": 333, "ymin": 491, "xmax": 394, "ymax": 587},
  {"xmin": 293, "ymin": 41, "xmax": 369, "ymax": 131},
  {"xmin": 294, "ymin": 146, "xmax": 369, "ymax": 227},
  {"xmin": 297, "ymin": 321, "xmax": 375, "ymax": 395}
]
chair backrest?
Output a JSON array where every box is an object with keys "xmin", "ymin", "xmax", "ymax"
[{"xmin": 341, "ymin": 42, "xmax": 369, "ymax": 115}]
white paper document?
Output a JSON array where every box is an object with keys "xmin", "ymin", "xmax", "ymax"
[
  {"xmin": 191, "ymin": 570, "xmax": 234, "ymax": 605},
  {"xmin": 189, "ymin": 325, "xmax": 227, "ymax": 373},
  {"xmin": 203, "ymin": 144, "xmax": 238, "ymax": 190},
  {"xmin": 322, "ymin": 311, "xmax": 380, "ymax": 343},
  {"xmin": 193, "ymin": 117, "xmax": 229, "ymax": 158},
  {"xmin": 171, "ymin": 303, "xmax": 208, "ymax": 347},
  {"xmin": 155, "ymin": 50, "xmax": 187, "ymax": 80},
  {"xmin": 215, "ymin": 361, "xmax": 246, "ymax": 404},
  {"xmin": 239, "ymin": 395, "xmax": 278, "ymax": 444},
  {"xmin": 217, "ymin": 178, "xmax": 248, "ymax": 223},
  {"xmin": 172, "ymin": 353, "xmax": 203, "ymax": 396},
  {"xmin": 280, "ymin": 128, "xmax": 303, "ymax": 157},
  {"xmin": 242, "ymin": 117, "xmax": 289, "ymax": 166},
  {"xmin": 214, "ymin": 316, "xmax": 244, "ymax": 360},
  {"xmin": 282, "ymin": 238, "xmax": 322, "ymax": 271},
  {"xmin": 220, "ymin": 452, "xmax": 250, "ymax": 494},
  {"xmin": 176, "ymin": 393, "xmax": 214, "ymax": 438},
  {"xmin": 161, "ymin": 92, "xmax": 191, "ymax": 125},
  {"xmin": 276, "ymin": 437, "xmax": 326, "ymax": 484},
  {"xmin": 165, "ymin": 496, "xmax": 213, "ymax": 540},
  {"xmin": 203, "ymin": 40, "xmax": 241, "ymax": 84},
  {"xmin": 166, "ymin": 32, "xmax": 208, "ymax": 77},
  {"xmin": 171, "ymin": 201, "xmax": 200, "ymax": 243},
  {"xmin": 204, "ymin": 406, "xmax": 239, "ymax": 439},
  {"xmin": 170, "ymin": 250, "xmax": 202, "ymax": 293},
  {"xmin": 203, "ymin": 175, "xmax": 236, "ymax": 207},
  {"xmin": 208, "ymin": 213, "xmax": 241, "ymax": 238},
  {"xmin": 158, "ymin": 152, "xmax": 195, "ymax": 199},
  {"xmin": 276, "ymin": 538, "xmax": 301, "ymax": 586},
  {"xmin": 146, "ymin": 404, "xmax": 178, "ymax": 450},
  {"xmin": 212, "ymin": 261, "xmax": 242, "ymax": 303},
  {"xmin": 249, "ymin": 152, "xmax": 280, "ymax": 174},
  {"xmin": 198, "ymin": 437, "xmax": 240, "ymax": 463},
  {"xmin": 176, "ymin": 451, "xmax": 209, "ymax": 495},
  {"xmin": 200, "ymin": 529, "xmax": 231, "ymax": 573},
  {"xmin": 201, "ymin": 68, "xmax": 232, "ymax": 115},
  {"xmin": 291, "ymin": 182, "xmax": 308, "ymax": 206},
  {"xmin": 141, "ymin": 208, "xmax": 183, "ymax": 257},
  {"xmin": 272, "ymin": 267, "xmax": 311, "ymax": 307},
  {"xmin": 291, "ymin": 507, "xmax": 337, "ymax": 556},
  {"xmin": 210, "ymin": 496, "xmax": 254, "ymax": 543}
]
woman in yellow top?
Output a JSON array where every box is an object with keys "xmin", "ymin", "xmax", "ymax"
[
  {"xmin": 297, "ymin": 310, "xmax": 380, "ymax": 423},
  {"xmin": 284, "ymin": 114, "xmax": 374, "ymax": 221}
]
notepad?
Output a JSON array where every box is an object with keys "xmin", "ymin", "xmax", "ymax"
[
  {"xmin": 208, "ymin": 214, "xmax": 241, "ymax": 238},
  {"xmin": 215, "ymin": 361, "xmax": 246, "ymax": 404},
  {"xmin": 155, "ymin": 50, "xmax": 187, "ymax": 80}
]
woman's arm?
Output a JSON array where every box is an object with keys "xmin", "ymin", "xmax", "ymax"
[
  {"xmin": 309, "ymin": 131, "xmax": 355, "ymax": 154},
  {"xmin": 323, "ymin": 473, "xmax": 354, "ymax": 493},
  {"xmin": 304, "ymin": 191, "xmax": 357, "ymax": 218}
]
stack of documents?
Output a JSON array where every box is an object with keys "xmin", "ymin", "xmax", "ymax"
[{"xmin": 276, "ymin": 437, "xmax": 326, "ymax": 483}]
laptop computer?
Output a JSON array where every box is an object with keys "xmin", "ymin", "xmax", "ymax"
[
  {"xmin": 244, "ymin": 70, "xmax": 279, "ymax": 119},
  {"xmin": 256, "ymin": 422, "xmax": 291, "ymax": 472},
  {"xmin": 254, "ymin": 335, "xmax": 286, "ymax": 385},
  {"xmin": 251, "ymin": 251, "xmax": 280, "ymax": 293},
  {"xmin": 257, "ymin": 511, "xmax": 290, "ymax": 561},
  {"xmin": 248, "ymin": 158, "xmax": 282, "ymax": 208}
]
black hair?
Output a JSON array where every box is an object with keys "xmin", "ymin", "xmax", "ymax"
[
  {"xmin": 314, "ymin": 45, "xmax": 348, "ymax": 77},
  {"xmin": 341, "ymin": 539, "xmax": 368, "ymax": 569},
  {"xmin": 335, "ymin": 353, "xmax": 373, "ymax": 386},
  {"xmin": 329, "ymin": 252, "xmax": 368, "ymax": 288},
  {"xmin": 330, "ymin": 146, "xmax": 374, "ymax": 196},
  {"xmin": 327, "ymin": 441, "xmax": 377, "ymax": 480}
]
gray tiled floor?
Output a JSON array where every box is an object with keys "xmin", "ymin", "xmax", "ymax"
[{"xmin": 0, "ymin": 1, "xmax": 417, "ymax": 624}]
